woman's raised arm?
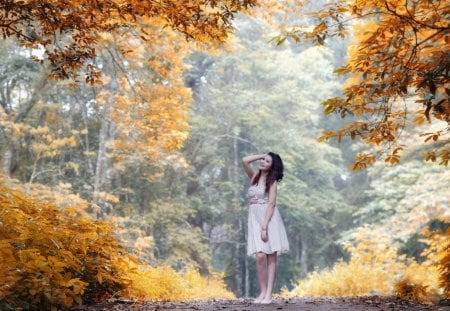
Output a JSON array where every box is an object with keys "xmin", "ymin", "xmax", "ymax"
[{"xmin": 242, "ymin": 154, "xmax": 266, "ymax": 179}]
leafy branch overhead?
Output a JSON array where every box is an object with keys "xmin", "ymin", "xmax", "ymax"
[
  {"xmin": 0, "ymin": 0, "xmax": 257, "ymax": 82},
  {"xmin": 278, "ymin": 0, "xmax": 449, "ymax": 169}
]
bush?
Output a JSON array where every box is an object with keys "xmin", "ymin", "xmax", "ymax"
[
  {"xmin": 284, "ymin": 230, "xmax": 440, "ymax": 300},
  {"xmin": 0, "ymin": 182, "xmax": 140, "ymax": 310},
  {"xmin": 0, "ymin": 181, "xmax": 233, "ymax": 310}
]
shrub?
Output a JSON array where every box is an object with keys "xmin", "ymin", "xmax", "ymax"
[
  {"xmin": 0, "ymin": 181, "xmax": 233, "ymax": 310},
  {"xmin": 285, "ymin": 230, "xmax": 440, "ymax": 300}
]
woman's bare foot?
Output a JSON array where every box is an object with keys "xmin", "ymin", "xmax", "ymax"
[
  {"xmin": 260, "ymin": 298, "xmax": 272, "ymax": 304},
  {"xmin": 260, "ymin": 295, "xmax": 272, "ymax": 304},
  {"xmin": 253, "ymin": 293, "xmax": 265, "ymax": 303}
]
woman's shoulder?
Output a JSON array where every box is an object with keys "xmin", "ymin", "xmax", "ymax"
[{"xmin": 269, "ymin": 180, "xmax": 278, "ymax": 189}]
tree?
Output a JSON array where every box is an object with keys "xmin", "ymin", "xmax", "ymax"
[
  {"xmin": 0, "ymin": 34, "xmax": 215, "ymax": 271},
  {"xmin": 0, "ymin": 0, "xmax": 257, "ymax": 82},
  {"xmin": 345, "ymin": 159, "xmax": 450, "ymax": 261},
  {"xmin": 278, "ymin": 0, "xmax": 450, "ymax": 168},
  {"xmin": 0, "ymin": 39, "xmax": 92, "ymax": 191},
  {"xmin": 0, "ymin": 0, "xmax": 238, "ymax": 268}
]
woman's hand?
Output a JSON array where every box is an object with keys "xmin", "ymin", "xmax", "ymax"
[
  {"xmin": 242, "ymin": 153, "xmax": 267, "ymax": 179},
  {"xmin": 261, "ymin": 228, "xmax": 268, "ymax": 242}
]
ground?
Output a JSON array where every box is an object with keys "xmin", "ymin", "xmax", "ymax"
[{"xmin": 71, "ymin": 297, "xmax": 450, "ymax": 311}]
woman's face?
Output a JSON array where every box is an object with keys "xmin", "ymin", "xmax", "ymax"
[{"xmin": 259, "ymin": 155, "xmax": 273, "ymax": 172}]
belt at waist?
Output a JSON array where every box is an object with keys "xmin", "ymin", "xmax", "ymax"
[{"xmin": 249, "ymin": 198, "xmax": 269, "ymax": 205}]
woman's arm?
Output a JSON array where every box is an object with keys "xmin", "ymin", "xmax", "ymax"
[
  {"xmin": 241, "ymin": 154, "xmax": 266, "ymax": 179},
  {"xmin": 261, "ymin": 181, "xmax": 277, "ymax": 242}
]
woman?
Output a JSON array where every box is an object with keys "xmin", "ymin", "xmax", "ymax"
[{"xmin": 242, "ymin": 152, "xmax": 289, "ymax": 304}]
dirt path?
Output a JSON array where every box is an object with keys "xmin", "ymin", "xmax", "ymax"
[{"xmin": 71, "ymin": 297, "xmax": 450, "ymax": 311}]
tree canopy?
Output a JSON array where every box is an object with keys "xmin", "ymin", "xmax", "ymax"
[
  {"xmin": 0, "ymin": 0, "xmax": 256, "ymax": 81},
  {"xmin": 278, "ymin": 0, "xmax": 449, "ymax": 168}
]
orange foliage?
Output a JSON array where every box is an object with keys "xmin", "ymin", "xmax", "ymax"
[
  {"xmin": 0, "ymin": 26, "xmax": 191, "ymax": 165},
  {"xmin": 394, "ymin": 279, "xmax": 429, "ymax": 303},
  {"xmin": 0, "ymin": 179, "xmax": 138, "ymax": 309},
  {"xmin": 128, "ymin": 267, "xmax": 233, "ymax": 301},
  {"xmin": 94, "ymin": 25, "xmax": 192, "ymax": 159},
  {"xmin": 280, "ymin": 0, "xmax": 449, "ymax": 168},
  {"xmin": 0, "ymin": 0, "xmax": 257, "ymax": 82},
  {"xmin": 394, "ymin": 221, "xmax": 450, "ymax": 302},
  {"xmin": 422, "ymin": 224, "xmax": 450, "ymax": 298},
  {"xmin": 0, "ymin": 110, "xmax": 81, "ymax": 183},
  {"xmin": 0, "ymin": 178, "xmax": 233, "ymax": 309},
  {"xmin": 284, "ymin": 227, "xmax": 442, "ymax": 302}
]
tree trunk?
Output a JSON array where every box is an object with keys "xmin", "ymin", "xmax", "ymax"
[
  {"xmin": 2, "ymin": 147, "xmax": 15, "ymax": 176},
  {"xmin": 80, "ymin": 99, "xmax": 94, "ymax": 176},
  {"xmin": 300, "ymin": 234, "xmax": 308, "ymax": 278},
  {"xmin": 232, "ymin": 126, "xmax": 244, "ymax": 297},
  {"xmin": 234, "ymin": 224, "xmax": 243, "ymax": 297},
  {"xmin": 93, "ymin": 111, "xmax": 110, "ymax": 218},
  {"xmin": 14, "ymin": 70, "xmax": 49, "ymax": 123}
]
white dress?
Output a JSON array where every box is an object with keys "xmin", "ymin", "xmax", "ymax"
[{"xmin": 247, "ymin": 183, "xmax": 289, "ymax": 256}]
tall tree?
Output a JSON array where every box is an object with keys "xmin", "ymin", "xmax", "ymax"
[{"xmin": 278, "ymin": 0, "xmax": 450, "ymax": 167}]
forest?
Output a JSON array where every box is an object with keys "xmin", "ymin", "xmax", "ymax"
[{"xmin": 0, "ymin": 0, "xmax": 448, "ymax": 310}]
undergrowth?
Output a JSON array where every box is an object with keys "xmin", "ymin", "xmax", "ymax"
[{"xmin": 0, "ymin": 180, "xmax": 232, "ymax": 310}]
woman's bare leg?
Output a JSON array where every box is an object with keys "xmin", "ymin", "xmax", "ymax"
[
  {"xmin": 261, "ymin": 252, "xmax": 277, "ymax": 303},
  {"xmin": 254, "ymin": 252, "xmax": 267, "ymax": 302}
]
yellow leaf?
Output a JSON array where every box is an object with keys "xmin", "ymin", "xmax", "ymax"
[{"xmin": 97, "ymin": 273, "xmax": 103, "ymax": 284}]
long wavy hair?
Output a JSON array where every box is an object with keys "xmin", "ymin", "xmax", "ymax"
[{"xmin": 252, "ymin": 152, "xmax": 284, "ymax": 193}]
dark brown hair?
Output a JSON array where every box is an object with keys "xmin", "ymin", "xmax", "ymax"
[{"xmin": 252, "ymin": 152, "xmax": 284, "ymax": 193}]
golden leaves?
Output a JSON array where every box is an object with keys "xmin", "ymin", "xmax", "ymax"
[
  {"xmin": 384, "ymin": 147, "xmax": 403, "ymax": 165},
  {"xmin": 0, "ymin": 186, "xmax": 88, "ymax": 308},
  {"xmin": 424, "ymin": 149, "xmax": 450, "ymax": 166},
  {"xmin": 0, "ymin": 0, "xmax": 257, "ymax": 81},
  {"xmin": 350, "ymin": 152, "xmax": 377, "ymax": 171},
  {"xmin": 0, "ymin": 115, "xmax": 79, "ymax": 164},
  {"xmin": 283, "ymin": 226, "xmax": 444, "ymax": 303},
  {"xmin": 98, "ymin": 25, "xmax": 192, "ymax": 160},
  {"xmin": 321, "ymin": 97, "xmax": 345, "ymax": 115},
  {"xmin": 413, "ymin": 109, "xmax": 427, "ymax": 125},
  {"xmin": 285, "ymin": 227, "xmax": 441, "ymax": 299},
  {"xmin": 128, "ymin": 266, "xmax": 234, "ymax": 301},
  {"xmin": 421, "ymin": 226, "xmax": 450, "ymax": 296},
  {"xmin": 0, "ymin": 180, "xmax": 235, "ymax": 309},
  {"xmin": 284, "ymin": 0, "xmax": 450, "ymax": 168},
  {"xmin": 0, "ymin": 182, "xmax": 141, "ymax": 308}
]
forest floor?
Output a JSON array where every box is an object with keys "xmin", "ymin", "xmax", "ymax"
[{"xmin": 71, "ymin": 296, "xmax": 450, "ymax": 311}]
